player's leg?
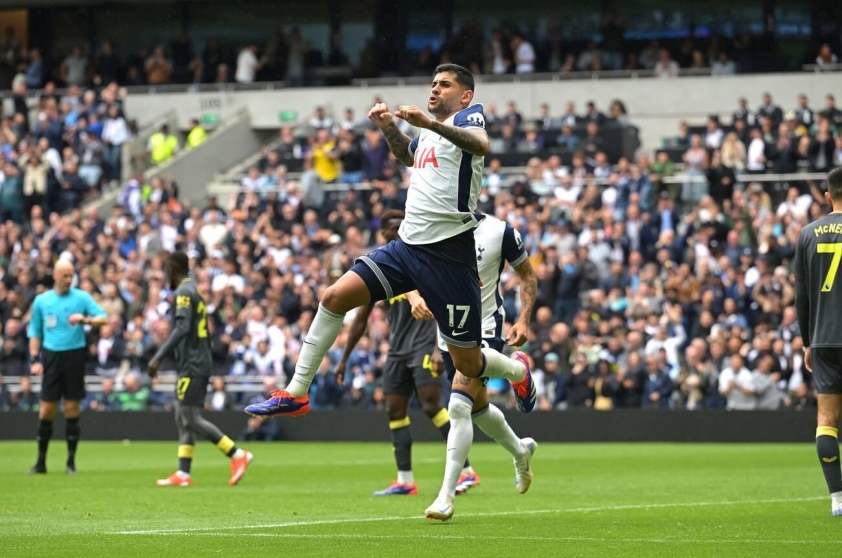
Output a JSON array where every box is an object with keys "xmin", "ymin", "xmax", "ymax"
[
  {"xmin": 415, "ymin": 375, "xmax": 477, "ymax": 493},
  {"xmin": 412, "ymin": 252, "xmax": 535, "ymax": 412},
  {"xmin": 817, "ymin": 394, "xmax": 842, "ymax": 516},
  {"xmin": 811, "ymin": 348, "xmax": 842, "ymax": 516},
  {"xmin": 30, "ymin": 350, "xmax": 61, "ymax": 474},
  {"xmin": 180, "ymin": 376, "xmax": 254, "ymax": 486},
  {"xmin": 62, "ymin": 400, "xmax": 81, "ymax": 474},
  {"xmin": 425, "ymin": 370, "xmax": 483, "ymax": 521},
  {"xmin": 246, "ymin": 243, "xmax": 414, "ymax": 418},
  {"xmin": 470, "ymin": 381, "xmax": 537, "ymax": 495},
  {"xmin": 374, "ymin": 384, "xmax": 417, "ymax": 495},
  {"xmin": 158, "ymin": 402, "xmax": 195, "ymax": 486},
  {"xmin": 31, "ymin": 400, "xmax": 57, "ymax": 474},
  {"xmin": 62, "ymin": 348, "xmax": 87, "ymax": 474}
]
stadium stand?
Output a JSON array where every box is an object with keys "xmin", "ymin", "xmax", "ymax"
[{"xmin": 1, "ymin": 5, "xmax": 841, "ymax": 416}]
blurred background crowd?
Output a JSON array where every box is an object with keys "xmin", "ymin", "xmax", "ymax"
[{"xmin": 2, "ymin": 76, "xmax": 838, "ymax": 419}]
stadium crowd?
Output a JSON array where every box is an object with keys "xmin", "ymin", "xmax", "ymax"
[
  {"xmin": 1, "ymin": 81, "xmax": 133, "ymax": 221},
  {"xmin": 2, "ymin": 20, "xmax": 838, "ymax": 91},
  {"xmin": 0, "ymin": 86, "xmax": 840, "ymax": 416}
]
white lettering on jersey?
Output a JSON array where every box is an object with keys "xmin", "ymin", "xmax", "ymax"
[{"xmin": 400, "ymin": 104, "xmax": 485, "ymax": 245}]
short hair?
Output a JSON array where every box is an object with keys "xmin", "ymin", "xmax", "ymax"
[
  {"xmin": 828, "ymin": 167, "xmax": 842, "ymax": 201},
  {"xmin": 380, "ymin": 210, "xmax": 405, "ymax": 228},
  {"xmin": 167, "ymin": 251, "xmax": 190, "ymax": 275},
  {"xmin": 433, "ymin": 64, "xmax": 474, "ymax": 92}
]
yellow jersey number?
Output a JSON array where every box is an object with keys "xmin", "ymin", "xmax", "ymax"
[
  {"xmin": 422, "ymin": 354, "xmax": 439, "ymax": 378},
  {"xmin": 197, "ymin": 301, "xmax": 208, "ymax": 338},
  {"xmin": 817, "ymin": 243, "xmax": 842, "ymax": 292},
  {"xmin": 176, "ymin": 377, "xmax": 191, "ymax": 401}
]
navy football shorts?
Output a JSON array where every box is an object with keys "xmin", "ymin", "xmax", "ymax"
[{"xmin": 351, "ymin": 238, "xmax": 482, "ymax": 348}]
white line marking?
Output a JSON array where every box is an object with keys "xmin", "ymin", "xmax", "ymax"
[
  {"xmin": 115, "ymin": 496, "xmax": 826, "ymax": 535},
  {"xmin": 134, "ymin": 533, "xmax": 842, "ymax": 545}
]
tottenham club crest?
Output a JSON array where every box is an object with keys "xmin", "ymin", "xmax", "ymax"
[{"xmin": 477, "ymin": 245, "xmax": 485, "ymax": 262}]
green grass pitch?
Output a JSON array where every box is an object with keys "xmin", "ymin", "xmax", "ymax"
[{"xmin": 1, "ymin": 440, "xmax": 840, "ymax": 557}]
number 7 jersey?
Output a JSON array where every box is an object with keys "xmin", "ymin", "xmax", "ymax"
[
  {"xmin": 795, "ymin": 212, "xmax": 842, "ymax": 348},
  {"xmin": 171, "ymin": 278, "xmax": 214, "ymax": 377}
]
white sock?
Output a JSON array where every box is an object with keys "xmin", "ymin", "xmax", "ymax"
[
  {"xmin": 438, "ymin": 394, "xmax": 473, "ymax": 501},
  {"xmin": 232, "ymin": 448, "xmax": 244, "ymax": 459},
  {"xmin": 461, "ymin": 465, "xmax": 474, "ymax": 475},
  {"xmin": 287, "ymin": 304, "xmax": 345, "ymax": 397},
  {"xmin": 397, "ymin": 470, "xmax": 414, "ymax": 485},
  {"xmin": 480, "ymin": 349, "xmax": 525, "ymax": 382},
  {"xmin": 833, "ymin": 491, "xmax": 842, "ymax": 507},
  {"xmin": 473, "ymin": 403, "xmax": 524, "ymax": 458},
  {"xmin": 176, "ymin": 470, "xmax": 190, "ymax": 478}
]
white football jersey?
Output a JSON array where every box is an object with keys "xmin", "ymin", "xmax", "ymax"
[
  {"xmin": 438, "ymin": 215, "xmax": 528, "ymax": 350},
  {"xmin": 400, "ymin": 104, "xmax": 486, "ymax": 245}
]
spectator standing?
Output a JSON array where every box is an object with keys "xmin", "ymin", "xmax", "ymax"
[
  {"xmin": 719, "ymin": 354, "xmax": 756, "ymax": 410},
  {"xmin": 235, "ymin": 44, "xmax": 264, "ymax": 84},
  {"xmin": 61, "ymin": 45, "xmax": 88, "ymax": 87},
  {"xmin": 654, "ymin": 49, "xmax": 679, "ymax": 78},
  {"xmin": 510, "ymin": 33, "xmax": 535, "ymax": 73},
  {"xmin": 147, "ymin": 125, "xmax": 179, "ymax": 166}
]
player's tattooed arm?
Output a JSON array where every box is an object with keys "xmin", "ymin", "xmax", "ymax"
[
  {"xmin": 507, "ymin": 258, "xmax": 537, "ymax": 346},
  {"xmin": 381, "ymin": 123, "xmax": 415, "ymax": 166},
  {"xmin": 427, "ymin": 121, "xmax": 490, "ymax": 157}
]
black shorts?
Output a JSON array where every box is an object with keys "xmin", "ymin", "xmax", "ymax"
[
  {"xmin": 443, "ymin": 337, "xmax": 506, "ymax": 385},
  {"xmin": 175, "ymin": 375, "xmax": 210, "ymax": 407},
  {"xmin": 351, "ymin": 237, "xmax": 482, "ymax": 349},
  {"xmin": 383, "ymin": 354, "xmax": 442, "ymax": 397},
  {"xmin": 811, "ymin": 347, "xmax": 842, "ymax": 394},
  {"xmin": 40, "ymin": 348, "xmax": 87, "ymax": 402}
]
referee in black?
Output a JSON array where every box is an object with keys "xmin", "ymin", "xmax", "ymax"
[
  {"xmin": 795, "ymin": 166, "xmax": 842, "ymax": 516},
  {"xmin": 26, "ymin": 259, "xmax": 107, "ymax": 474}
]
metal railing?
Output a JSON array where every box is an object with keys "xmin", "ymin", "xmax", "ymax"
[{"xmin": 351, "ymin": 67, "xmax": 719, "ymax": 87}]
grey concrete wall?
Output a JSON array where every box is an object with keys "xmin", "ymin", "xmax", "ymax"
[
  {"xmin": 123, "ymin": 73, "xmax": 842, "ymax": 154},
  {"xmin": 86, "ymin": 110, "xmax": 271, "ymax": 218}
]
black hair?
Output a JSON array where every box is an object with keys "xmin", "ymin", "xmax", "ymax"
[
  {"xmin": 433, "ymin": 64, "xmax": 474, "ymax": 92},
  {"xmin": 167, "ymin": 251, "xmax": 190, "ymax": 275},
  {"xmin": 828, "ymin": 167, "xmax": 842, "ymax": 201}
]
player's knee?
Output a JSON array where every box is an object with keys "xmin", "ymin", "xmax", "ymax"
[
  {"xmin": 420, "ymin": 399, "xmax": 442, "ymax": 419},
  {"xmin": 321, "ymin": 284, "xmax": 353, "ymax": 314},
  {"xmin": 447, "ymin": 393, "xmax": 473, "ymax": 420},
  {"xmin": 385, "ymin": 402, "xmax": 407, "ymax": 422},
  {"xmin": 452, "ymin": 352, "xmax": 484, "ymax": 378}
]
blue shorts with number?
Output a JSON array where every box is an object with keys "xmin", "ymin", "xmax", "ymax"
[
  {"xmin": 351, "ymin": 236, "xmax": 482, "ymax": 348},
  {"xmin": 442, "ymin": 338, "xmax": 505, "ymax": 384}
]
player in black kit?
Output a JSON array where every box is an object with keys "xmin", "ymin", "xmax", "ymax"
[
  {"xmin": 795, "ymin": 166, "xmax": 842, "ymax": 516},
  {"xmin": 148, "ymin": 252, "xmax": 253, "ymax": 487},
  {"xmin": 335, "ymin": 210, "xmax": 478, "ymax": 496}
]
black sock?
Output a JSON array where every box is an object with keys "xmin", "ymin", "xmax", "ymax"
[
  {"xmin": 390, "ymin": 419, "xmax": 412, "ymax": 476},
  {"xmin": 66, "ymin": 417, "xmax": 80, "ymax": 465},
  {"xmin": 817, "ymin": 427, "xmax": 842, "ymax": 494},
  {"xmin": 179, "ymin": 458, "xmax": 192, "ymax": 474},
  {"xmin": 37, "ymin": 420, "xmax": 53, "ymax": 466}
]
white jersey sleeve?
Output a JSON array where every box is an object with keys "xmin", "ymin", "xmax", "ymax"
[{"xmin": 399, "ymin": 104, "xmax": 486, "ymax": 246}]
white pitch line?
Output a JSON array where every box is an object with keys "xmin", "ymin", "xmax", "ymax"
[
  {"xmin": 115, "ymin": 496, "xmax": 826, "ymax": 535},
  {"xmin": 134, "ymin": 533, "xmax": 842, "ymax": 545}
]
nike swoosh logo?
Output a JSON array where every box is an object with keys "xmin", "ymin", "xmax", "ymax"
[
  {"xmin": 451, "ymin": 331, "xmax": 467, "ymax": 337},
  {"xmin": 823, "ymin": 456, "xmax": 839, "ymax": 463}
]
